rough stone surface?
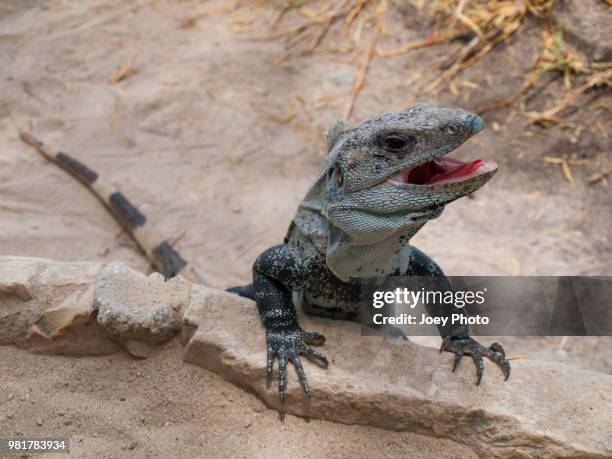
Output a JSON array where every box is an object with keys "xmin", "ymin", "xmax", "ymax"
[
  {"xmin": 94, "ymin": 262, "xmax": 191, "ymax": 356},
  {"xmin": 554, "ymin": 0, "xmax": 612, "ymax": 62},
  {"xmin": 0, "ymin": 257, "xmax": 191, "ymax": 357},
  {"xmin": 0, "ymin": 256, "xmax": 119, "ymax": 355},
  {"xmin": 2, "ymin": 257, "xmax": 611, "ymax": 457},
  {"xmin": 182, "ymin": 286, "xmax": 612, "ymax": 459}
]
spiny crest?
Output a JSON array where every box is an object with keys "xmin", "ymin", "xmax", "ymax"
[{"xmin": 324, "ymin": 119, "xmax": 352, "ymax": 148}]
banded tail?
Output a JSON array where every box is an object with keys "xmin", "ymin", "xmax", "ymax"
[{"xmin": 19, "ymin": 132, "xmax": 207, "ymax": 285}]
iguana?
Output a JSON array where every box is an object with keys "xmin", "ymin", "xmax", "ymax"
[{"xmin": 20, "ymin": 102, "xmax": 510, "ymax": 402}]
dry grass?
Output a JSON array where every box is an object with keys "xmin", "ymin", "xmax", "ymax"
[
  {"xmin": 521, "ymin": 26, "xmax": 612, "ymax": 125},
  {"xmin": 405, "ymin": 0, "xmax": 556, "ymax": 100},
  {"xmin": 262, "ymin": 1, "xmax": 388, "ymax": 125},
  {"xmin": 259, "ymin": 0, "xmax": 610, "ymax": 130},
  {"xmin": 402, "ymin": 0, "xmax": 609, "ymax": 120},
  {"xmin": 263, "ymin": 0, "xmax": 559, "ymax": 109},
  {"xmin": 247, "ymin": 0, "xmax": 611, "ymax": 188},
  {"xmin": 108, "ymin": 56, "xmax": 136, "ymax": 84}
]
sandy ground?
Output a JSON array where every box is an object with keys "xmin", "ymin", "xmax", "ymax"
[
  {"xmin": 0, "ymin": 341, "xmax": 480, "ymax": 459},
  {"xmin": 0, "ymin": 0, "xmax": 610, "ymax": 457}
]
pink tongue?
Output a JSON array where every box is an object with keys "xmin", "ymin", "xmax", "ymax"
[{"xmin": 428, "ymin": 159, "xmax": 484, "ymax": 184}]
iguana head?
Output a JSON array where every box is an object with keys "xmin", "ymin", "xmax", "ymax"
[
  {"xmin": 322, "ymin": 102, "xmax": 497, "ymax": 233},
  {"xmin": 291, "ymin": 103, "xmax": 498, "ymax": 280}
]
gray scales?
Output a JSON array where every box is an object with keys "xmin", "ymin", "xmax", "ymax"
[{"xmin": 20, "ymin": 103, "xmax": 510, "ymax": 402}]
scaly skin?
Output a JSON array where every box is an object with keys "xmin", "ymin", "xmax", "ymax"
[
  {"xmin": 230, "ymin": 103, "xmax": 511, "ymax": 401},
  {"xmin": 21, "ymin": 103, "xmax": 511, "ymax": 403}
]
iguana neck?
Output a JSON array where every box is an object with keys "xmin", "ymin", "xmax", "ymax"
[{"xmin": 290, "ymin": 172, "xmax": 441, "ymax": 281}]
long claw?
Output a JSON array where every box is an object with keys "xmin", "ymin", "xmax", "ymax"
[
  {"xmin": 471, "ymin": 351, "xmax": 484, "ymax": 385},
  {"xmin": 452, "ymin": 349, "xmax": 463, "ymax": 372},
  {"xmin": 439, "ymin": 336, "xmax": 451, "ymax": 353},
  {"xmin": 266, "ymin": 345, "xmax": 274, "ymax": 382},
  {"xmin": 494, "ymin": 355, "xmax": 511, "ymax": 381},
  {"xmin": 278, "ymin": 350, "xmax": 288, "ymax": 402},
  {"xmin": 290, "ymin": 351, "xmax": 310, "ymax": 396},
  {"xmin": 302, "ymin": 346, "xmax": 329, "ymax": 367},
  {"xmin": 482, "ymin": 344, "xmax": 511, "ymax": 381},
  {"xmin": 503, "ymin": 363, "xmax": 511, "ymax": 381}
]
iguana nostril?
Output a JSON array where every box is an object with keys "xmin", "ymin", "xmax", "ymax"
[{"xmin": 471, "ymin": 115, "xmax": 485, "ymax": 134}]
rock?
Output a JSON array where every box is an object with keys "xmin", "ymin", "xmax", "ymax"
[
  {"xmin": 124, "ymin": 339, "xmax": 156, "ymax": 358},
  {"xmin": 182, "ymin": 286, "xmax": 612, "ymax": 458},
  {"xmin": 0, "ymin": 256, "xmax": 191, "ymax": 357},
  {"xmin": 2, "ymin": 256, "xmax": 611, "ymax": 456},
  {"xmin": 554, "ymin": 0, "xmax": 612, "ymax": 62},
  {"xmin": 0, "ymin": 256, "xmax": 119, "ymax": 355},
  {"xmin": 94, "ymin": 262, "xmax": 191, "ymax": 357}
]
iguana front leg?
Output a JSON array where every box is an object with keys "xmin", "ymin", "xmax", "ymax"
[
  {"xmin": 407, "ymin": 246, "xmax": 511, "ymax": 384},
  {"xmin": 253, "ymin": 244, "xmax": 328, "ymax": 401}
]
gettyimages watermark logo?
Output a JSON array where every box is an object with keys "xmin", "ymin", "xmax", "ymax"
[
  {"xmin": 372, "ymin": 287, "xmax": 487, "ymax": 307},
  {"xmin": 361, "ymin": 276, "xmax": 612, "ymax": 336},
  {"xmin": 371, "ymin": 286, "xmax": 489, "ymax": 326}
]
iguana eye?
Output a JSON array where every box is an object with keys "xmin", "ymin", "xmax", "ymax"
[
  {"xmin": 380, "ymin": 134, "xmax": 416, "ymax": 152},
  {"xmin": 444, "ymin": 124, "xmax": 459, "ymax": 135},
  {"xmin": 334, "ymin": 164, "xmax": 343, "ymax": 188}
]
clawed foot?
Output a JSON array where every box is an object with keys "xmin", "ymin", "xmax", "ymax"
[
  {"xmin": 266, "ymin": 327, "xmax": 328, "ymax": 402},
  {"xmin": 440, "ymin": 336, "xmax": 511, "ymax": 385}
]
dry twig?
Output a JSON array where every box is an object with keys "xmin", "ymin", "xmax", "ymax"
[{"xmin": 343, "ymin": 30, "xmax": 378, "ymax": 119}]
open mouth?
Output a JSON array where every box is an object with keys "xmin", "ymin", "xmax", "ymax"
[{"xmin": 387, "ymin": 156, "xmax": 498, "ymax": 186}]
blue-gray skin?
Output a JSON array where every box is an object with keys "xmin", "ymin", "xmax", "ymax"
[
  {"xmin": 20, "ymin": 103, "xmax": 510, "ymax": 403},
  {"xmin": 229, "ymin": 103, "xmax": 510, "ymax": 402}
]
